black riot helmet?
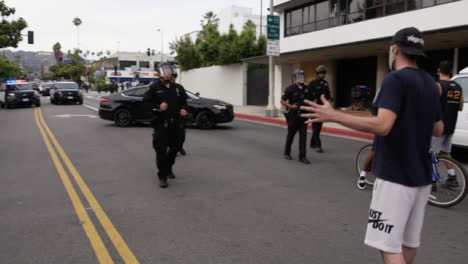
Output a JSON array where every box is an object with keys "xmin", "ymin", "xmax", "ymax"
[
  {"xmin": 157, "ymin": 61, "xmax": 177, "ymax": 81},
  {"xmin": 315, "ymin": 65, "xmax": 327, "ymax": 74},
  {"xmin": 292, "ymin": 69, "xmax": 306, "ymax": 84}
]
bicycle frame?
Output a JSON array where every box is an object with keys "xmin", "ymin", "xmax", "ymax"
[{"xmin": 431, "ymin": 152, "xmax": 441, "ymax": 183}]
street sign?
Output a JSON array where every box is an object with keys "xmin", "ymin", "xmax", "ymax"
[
  {"xmin": 267, "ymin": 15, "xmax": 280, "ymax": 40},
  {"xmin": 267, "ymin": 40, "xmax": 280, "ymax": 56}
]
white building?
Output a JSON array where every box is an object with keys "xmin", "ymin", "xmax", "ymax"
[
  {"xmin": 245, "ymin": 0, "xmax": 468, "ymax": 109},
  {"xmin": 218, "ymin": 5, "xmax": 267, "ymax": 37}
]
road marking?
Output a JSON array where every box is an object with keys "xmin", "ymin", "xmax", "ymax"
[
  {"xmin": 37, "ymin": 108, "xmax": 140, "ymax": 264},
  {"xmin": 54, "ymin": 114, "xmax": 98, "ymax": 118},
  {"xmin": 83, "ymin": 104, "xmax": 99, "ymax": 112},
  {"xmin": 34, "ymin": 108, "xmax": 114, "ymax": 264}
]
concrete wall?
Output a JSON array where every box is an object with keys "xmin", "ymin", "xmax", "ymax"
[
  {"xmin": 179, "ymin": 63, "xmax": 247, "ymax": 106},
  {"xmin": 279, "ymin": 1, "xmax": 468, "ymax": 53}
]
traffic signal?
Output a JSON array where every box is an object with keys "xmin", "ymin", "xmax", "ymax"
[
  {"xmin": 27, "ymin": 31, "xmax": 34, "ymax": 44},
  {"xmin": 146, "ymin": 48, "xmax": 150, "ymax": 56}
]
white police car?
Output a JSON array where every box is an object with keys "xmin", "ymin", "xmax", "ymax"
[{"xmin": 452, "ymin": 67, "xmax": 468, "ymax": 147}]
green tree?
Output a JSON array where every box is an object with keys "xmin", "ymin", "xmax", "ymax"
[
  {"xmin": 0, "ymin": 56, "xmax": 22, "ymax": 78},
  {"xmin": 0, "ymin": 1, "xmax": 27, "ymax": 49},
  {"xmin": 72, "ymin": 17, "xmax": 82, "ymax": 48},
  {"xmin": 50, "ymin": 49, "xmax": 86, "ymax": 83},
  {"xmin": 170, "ymin": 35, "xmax": 201, "ymax": 71},
  {"xmin": 53, "ymin": 42, "xmax": 63, "ymax": 63},
  {"xmin": 199, "ymin": 11, "xmax": 219, "ymax": 40}
]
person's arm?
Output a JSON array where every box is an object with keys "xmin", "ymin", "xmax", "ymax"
[
  {"xmin": 179, "ymin": 85, "xmax": 188, "ymax": 116},
  {"xmin": 437, "ymin": 82, "xmax": 442, "ymax": 96},
  {"xmin": 459, "ymin": 90, "xmax": 464, "ymax": 111},
  {"xmin": 433, "ymin": 120, "xmax": 444, "ymax": 137},
  {"xmin": 301, "ymin": 95, "xmax": 397, "ymax": 136},
  {"xmin": 281, "ymin": 87, "xmax": 298, "ymax": 109}
]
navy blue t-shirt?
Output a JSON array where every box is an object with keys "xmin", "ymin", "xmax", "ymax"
[{"xmin": 372, "ymin": 67, "xmax": 441, "ymax": 187}]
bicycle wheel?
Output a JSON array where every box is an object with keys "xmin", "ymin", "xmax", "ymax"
[
  {"xmin": 355, "ymin": 144, "xmax": 376, "ymax": 186},
  {"xmin": 429, "ymin": 156, "xmax": 468, "ymax": 208}
]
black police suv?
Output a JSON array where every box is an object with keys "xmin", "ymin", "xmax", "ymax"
[
  {"xmin": 0, "ymin": 81, "xmax": 41, "ymax": 108},
  {"xmin": 40, "ymin": 82, "xmax": 54, "ymax": 96},
  {"xmin": 50, "ymin": 81, "xmax": 83, "ymax": 105},
  {"xmin": 98, "ymin": 85, "xmax": 234, "ymax": 128}
]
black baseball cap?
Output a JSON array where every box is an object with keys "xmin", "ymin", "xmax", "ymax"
[{"xmin": 390, "ymin": 27, "xmax": 426, "ymax": 57}]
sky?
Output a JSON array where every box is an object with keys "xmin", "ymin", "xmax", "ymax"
[{"xmin": 5, "ymin": 0, "xmax": 271, "ymax": 56}]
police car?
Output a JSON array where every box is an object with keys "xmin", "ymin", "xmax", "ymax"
[
  {"xmin": 0, "ymin": 80, "xmax": 41, "ymax": 109},
  {"xmin": 452, "ymin": 67, "xmax": 468, "ymax": 147}
]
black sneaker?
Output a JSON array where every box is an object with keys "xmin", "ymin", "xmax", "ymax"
[
  {"xmin": 431, "ymin": 181, "xmax": 438, "ymax": 192},
  {"xmin": 316, "ymin": 148, "xmax": 323, "ymax": 153},
  {"xmin": 299, "ymin": 157, "xmax": 311, "ymax": 164},
  {"xmin": 357, "ymin": 176, "xmax": 366, "ymax": 190},
  {"xmin": 445, "ymin": 176, "xmax": 459, "ymax": 188},
  {"xmin": 159, "ymin": 179, "xmax": 169, "ymax": 188},
  {"xmin": 168, "ymin": 172, "xmax": 176, "ymax": 179},
  {"xmin": 284, "ymin": 154, "xmax": 293, "ymax": 160}
]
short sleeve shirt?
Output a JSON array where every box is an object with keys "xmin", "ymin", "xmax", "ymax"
[
  {"xmin": 439, "ymin": 80, "xmax": 462, "ymax": 135},
  {"xmin": 308, "ymin": 79, "xmax": 331, "ymax": 105},
  {"xmin": 372, "ymin": 67, "xmax": 441, "ymax": 187},
  {"xmin": 281, "ymin": 84, "xmax": 314, "ymax": 107}
]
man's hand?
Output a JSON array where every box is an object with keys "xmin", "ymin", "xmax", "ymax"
[
  {"xmin": 160, "ymin": 102, "xmax": 168, "ymax": 111},
  {"xmin": 300, "ymin": 95, "xmax": 337, "ymax": 124},
  {"xmin": 180, "ymin": 109, "xmax": 188, "ymax": 117},
  {"xmin": 289, "ymin": 104, "xmax": 298, "ymax": 110}
]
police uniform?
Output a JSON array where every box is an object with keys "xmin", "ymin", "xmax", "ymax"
[
  {"xmin": 143, "ymin": 80, "xmax": 188, "ymax": 185},
  {"xmin": 282, "ymin": 83, "xmax": 314, "ymax": 160},
  {"xmin": 308, "ymin": 78, "xmax": 331, "ymax": 150}
]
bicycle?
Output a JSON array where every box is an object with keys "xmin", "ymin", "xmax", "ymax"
[
  {"xmin": 355, "ymin": 144, "xmax": 376, "ymax": 186},
  {"xmin": 355, "ymin": 144, "xmax": 468, "ymax": 207}
]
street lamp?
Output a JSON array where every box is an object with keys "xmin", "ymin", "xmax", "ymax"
[{"xmin": 157, "ymin": 29, "xmax": 163, "ymax": 62}]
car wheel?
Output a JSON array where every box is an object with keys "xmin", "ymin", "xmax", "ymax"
[
  {"xmin": 78, "ymin": 99, "xmax": 83, "ymax": 105},
  {"xmin": 114, "ymin": 108, "xmax": 132, "ymax": 127},
  {"xmin": 5, "ymin": 101, "xmax": 10, "ymax": 109},
  {"xmin": 196, "ymin": 111, "xmax": 214, "ymax": 129},
  {"xmin": 35, "ymin": 102, "xmax": 41, "ymax": 107},
  {"xmin": 0, "ymin": 102, "xmax": 4, "ymax": 109}
]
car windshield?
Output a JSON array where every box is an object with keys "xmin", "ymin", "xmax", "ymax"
[
  {"xmin": 454, "ymin": 77, "xmax": 468, "ymax": 102},
  {"xmin": 55, "ymin": 83, "xmax": 78, "ymax": 89},
  {"xmin": 7, "ymin": 83, "xmax": 32, "ymax": 90},
  {"xmin": 43, "ymin": 83, "xmax": 53, "ymax": 88},
  {"xmin": 186, "ymin": 90, "xmax": 200, "ymax": 99}
]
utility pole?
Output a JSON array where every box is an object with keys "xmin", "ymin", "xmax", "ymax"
[
  {"xmin": 260, "ymin": 0, "xmax": 263, "ymax": 36},
  {"xmin": 265, "ymin": 0, "xmax": 278, "ymax": 117},
  {"xmin": 157, "ymin": 29, "xmax": 164, "ymax": 62}
]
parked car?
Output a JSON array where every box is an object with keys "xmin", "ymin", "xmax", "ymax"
[
  {"xmin": 40, "ymin": 82, "xmax": 54, "ymax": 96},
  {"xmin": 0, "ymin": 81, "xmax": 41, "ymax": 108},
  {"xmin": 50, "ymin": 81, "xmax": 83, "ymax": 105},
  {"xmin": 30, "ymin": 82, "xmax": 40, "ymax": 94},
  {"xmin": 98, "ymin": 85, "xmax": 234, "ymax": 128},
  {"xmin": 452, "ymin": 67, "xmax": 468, "ymax": 147}
]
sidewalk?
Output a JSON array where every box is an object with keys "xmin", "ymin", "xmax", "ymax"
[{"xmin": 233, "ymin": 105, "xmax": 374, "ymax": 141}]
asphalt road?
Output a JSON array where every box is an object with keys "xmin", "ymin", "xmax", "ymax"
[{"xmin": 0, "ymin": 92, "xmax": 467, "ymax": 264}]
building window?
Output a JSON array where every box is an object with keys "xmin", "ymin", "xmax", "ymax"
[
  {"xmin": 120, "ymin": 60, "xmax": 137, "ymax": 69},
  {"xmin": 284, "ymin": 0, "xmax": 459, "ymax": 37},
  {"xmin": 139, "ymin": 61, "xmax": 150, "ymax": 68}
]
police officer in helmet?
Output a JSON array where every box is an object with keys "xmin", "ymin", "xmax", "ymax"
[
  {"xmin": 170, "ymin": 68, "xmax": 187, "ymax": 156},
  {"xmin": 143, "ymin": 61, "xmax": 188, "ymax": 188},
  {"xmin": 308, "ymin": 65, "xmax": 331, "ymax": 153},
  {"xmin": 281, "ymin": 69, "xmax": 313, "ymax": 164}
]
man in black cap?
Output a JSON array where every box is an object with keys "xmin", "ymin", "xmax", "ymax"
[
  {"xmin": 308, "ymin": 65, "xmax": 331, "ymax": 153},
  {"xmin": 143, "ymin": 61, "xmax": 188, "ymax": 188},
  {"xmin": 281, "ymin": 69, "xmax": 313, "ymax": 164},
  {"xmin": 301, "ymin": 27, "xmax": 443, "ymax": 264}
]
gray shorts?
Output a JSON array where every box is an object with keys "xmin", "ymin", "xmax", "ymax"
[
  {"xmin": 364, "ymin": 179, "xmax": 431, "ymax": 253},
  {"xmin": 431, "ymin": 134, "xmax": 453, "ymax": 154}
]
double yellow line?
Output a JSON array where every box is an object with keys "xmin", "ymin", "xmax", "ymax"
[{"xmin": 34, "ymin": 108, "xmax": 139, "ymax": 264}]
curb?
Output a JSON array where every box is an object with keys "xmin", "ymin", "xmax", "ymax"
[{"xmin": 234, "ymin": 113, "xmax": 374, "ymax": 141}]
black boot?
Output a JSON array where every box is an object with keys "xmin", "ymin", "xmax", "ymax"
[{"xmin": 159, "ymin": 179, "xmax": 168, "ymax": 188}]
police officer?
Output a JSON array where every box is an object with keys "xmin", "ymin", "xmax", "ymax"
[
  {"xmin": 171, "ymin": 69, "xmax": 187, "ymax": 156},
  {"xmin": 308, "ymin": 65, "xmax": 331, "ymax": 153},
  {"xmin": 143, "ymin": 62, "xmax": 188, "ymax": 188},
  {"xmin": 281, "ymin": 69, "xmax": 313, "ymax": 164}
]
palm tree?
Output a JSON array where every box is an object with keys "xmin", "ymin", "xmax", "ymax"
[
  {"xmin": 199, "ymin": 11, "xmax": 219, "ymax": 39},
  {"xmin": 52, "ymin": 42, "xmax": 62, "ymax": 62},
  {"xmin": 72, "ymin": 17, "xmax": 82, "ymax": 49}
]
